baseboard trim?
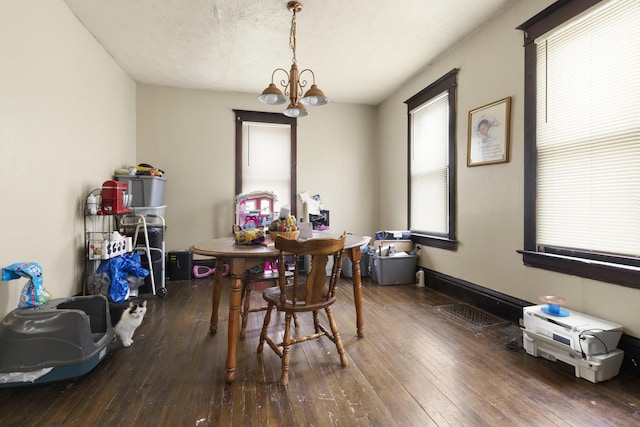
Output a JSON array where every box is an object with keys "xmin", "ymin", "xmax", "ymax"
[{"xmin": 423, "ymin": 268, "xmax": 640, "ymax": 375}]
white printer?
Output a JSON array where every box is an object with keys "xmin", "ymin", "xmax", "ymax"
[{"xmin": 522, "ymin": 304, "xmax": 624, "ymax": 383}]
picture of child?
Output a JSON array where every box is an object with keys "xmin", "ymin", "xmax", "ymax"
[{"xmin": 467, "ymin": 97, "xmax": 511, "ymax": 166}]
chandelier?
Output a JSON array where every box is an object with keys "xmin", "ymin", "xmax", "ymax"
[{"xmin": 258, "ymin": 1, "xmax": 328, "ymax": 118}]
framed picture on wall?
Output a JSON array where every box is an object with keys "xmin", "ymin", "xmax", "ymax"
[{"xmin": 467, "ymin": 96, "xmax": 511, "ymax": 167}]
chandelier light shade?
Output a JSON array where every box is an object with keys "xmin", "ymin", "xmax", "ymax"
[{"xmin": 258, "ymin": 1, "xmax": 328, "ymax": 117}]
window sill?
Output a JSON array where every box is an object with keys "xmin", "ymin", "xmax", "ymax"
[
  {"xmin": 411, "ymin": 234, "xmax": 457, "ymax": 251},
  {"xmin": 518, "ymin": 250, "xmax": 640, "ymax": 289}
]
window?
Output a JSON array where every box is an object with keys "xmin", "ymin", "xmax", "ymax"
[
  {"xmin": 518, "ymin": 0, "xmax": 640, "ymax": 288},
  {"xmin": 234, "ymin": 110, "xmax": 297, "ymax": 217},
  {"xmin": 405, "ymin": 69, "xmax": 458, "ymax": 250}
]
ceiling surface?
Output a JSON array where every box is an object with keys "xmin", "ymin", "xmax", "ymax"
[{"xmin": 63, "ymin": 0, "xmax": 515, "ymax": 106}]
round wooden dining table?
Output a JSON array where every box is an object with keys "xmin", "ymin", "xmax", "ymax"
[{"xmin": 190, "ymin": 231, "xmax": 369, "ymax": 383}]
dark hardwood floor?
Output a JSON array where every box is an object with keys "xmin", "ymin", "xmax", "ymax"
[{"xmin": 1, "ymin": 275, "xmax": 639, "ymax": 426}]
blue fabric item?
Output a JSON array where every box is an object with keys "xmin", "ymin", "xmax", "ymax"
[{"xmin": 97, "ymin": 253, "xmax": 149, "ymax": 303}]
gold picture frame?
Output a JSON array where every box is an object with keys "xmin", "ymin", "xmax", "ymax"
[{"xmin": 467, "ymin": 96, "xmax": 511, "ymax": 167}]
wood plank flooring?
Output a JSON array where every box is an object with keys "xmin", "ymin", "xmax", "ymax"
[{"xmin": 1, "ymin": 275, "xmax": 639, "ymax": 426}]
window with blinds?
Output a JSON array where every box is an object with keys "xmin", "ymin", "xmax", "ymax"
[
  {"xmin": 410, "ymin": 92, "xmax": 449, "ymax": 234},
  {"xmin": 242, "ymin": 122, "xmax": 291, "ymax": 213},
  {"xmin": 535, "ymin": 0, "xmax": 640, "ymax": 259},
  {"xmin": 234, "ymin": 110, "xmax": 297, "ymax": 218},
  {"xmin": 405, "ymin": 69, "xmax": 457, "ymax": 250},
  {"xmin": 519, "ymin": 0, "xmax": 640, "ymax": 287}
]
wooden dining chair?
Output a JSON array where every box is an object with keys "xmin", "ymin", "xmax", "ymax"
[
  {"xmin": 257, "ymin": 233, "xmax": 348, "ymax": 385},
  {"xmin": 239, "ymin": 262, "xmax": 294, "ymax": 339}
]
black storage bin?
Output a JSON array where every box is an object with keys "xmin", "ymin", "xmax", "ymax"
[
  {"xmin": 137, "ymin": 225, "xmax": 164, "ymax": 249},
  {"xmin": 139, "ymin": 249, "xmax": 163, "ymax": 294},
  {"xmin": 168, "ymin": 251, "xmax": 193, "ymax": 280}
]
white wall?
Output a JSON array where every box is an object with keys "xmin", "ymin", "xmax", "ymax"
[
  {"xmin": 136, "ymin": 84, "xmax": 378, "ymax": 252},
  {"xmin": 0, "ymin": 1, "xmax": 136, "ymax": 319},
  {"xmin": 377, "ymin": 0, "xmax": 640, "ymax": 337}
]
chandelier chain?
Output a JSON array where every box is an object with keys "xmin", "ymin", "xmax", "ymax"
[{"xmin": 289, "ymin": 8, "xmax": 297, "ymax": 64}]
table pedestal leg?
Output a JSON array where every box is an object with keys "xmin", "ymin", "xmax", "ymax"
[
  {"xmin": 210, "ymin": 258, "xmax": 224, "ymax": 334},
  {"xmin": 225, "ymin": 259, "xmax": 244, "ymax": 383},
  {"xmin": 349, "ymin": 248, "xmax": 365, "ymax": 338}
]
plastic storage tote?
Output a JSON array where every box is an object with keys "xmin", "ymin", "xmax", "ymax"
[
  {"xmin": 370, "ymin": 253, "xmax": 417, "ymax": 285},
  {"xmin": 114, "ymin": 175, "xmax": 167, "ymax": 207}
]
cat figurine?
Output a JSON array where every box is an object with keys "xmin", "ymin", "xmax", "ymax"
[{"xmin": 110, "ymin": 300, "xmax": 147, "ymax": 347}]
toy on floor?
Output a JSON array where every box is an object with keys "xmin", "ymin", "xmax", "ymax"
[{"xmin": 192, "ymin": 263, "xmax": 230, "ymax": 279}]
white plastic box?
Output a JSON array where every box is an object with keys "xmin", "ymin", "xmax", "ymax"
[{"xmin": 114, "ymin": 175, "xmax": 167, "ymax": 207}]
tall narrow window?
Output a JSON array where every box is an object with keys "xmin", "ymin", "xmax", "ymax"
[
  {"xmin": 518, "ymin": 0, "xmax": 640, "ymax": 288},
  {"xmin": 405, "ymin": 69, "xmax": 458, "ymax": 250},
  {"xmin": 241, "ymin": 122, "xmax": 291, "ymax": 213},
  {"xmin": 234, "ymin": 110, "xmax": 297, "ymax": 217}
]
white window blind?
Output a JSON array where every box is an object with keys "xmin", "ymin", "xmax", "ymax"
[
  {"xmin": 242, "ymin": 122, "xmax": 291, "ymax": 212},
  {"xmin": 410, "ymin": 92, "xmax": 449, "ymax": 234},
  {"xmin": 535, "ymin": 0, "xmax": 640, "ymax": 257}
]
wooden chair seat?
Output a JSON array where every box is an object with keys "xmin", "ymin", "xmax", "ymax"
[{"xmin": 257, "ymin": 233, "xmax": 347, "ymax": 385}]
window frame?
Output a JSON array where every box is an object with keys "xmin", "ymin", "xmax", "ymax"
[
  {"xmin": 405, "ymin": 69, "xmax": 458, "ymax": 251},
  {"xmin": 234, "ymin": 110, "xmax": 298, "ymax": 218},
  {"xmin": 517, "ymin": 0, "xmax": 640, "ymax": 289}
]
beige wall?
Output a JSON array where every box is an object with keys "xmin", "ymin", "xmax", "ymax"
[
  {"xmin": 0, "ymin": 1, "xmax": 136, "ymax": 319},
  {"xmin": 136, "ymin": 85, "xmax": 378, "ymax": 253},
  {"xmin": 378, "ymin": 0, "xmax": 640, "ymax": 337},
  {"xmin": 3, "ymin": 0, "xmax": 638, "ymax": 339}
]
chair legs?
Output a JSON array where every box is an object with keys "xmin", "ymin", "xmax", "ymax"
[
  {"xmin": 325, "ymin": 306, "xmax": 348, "ymax": 367},
  {"xmin": 257, "ymin": 304, "xmax": 273, "ymax": 354},
  {"xmin": 241, "ymin": 274, "xmax": 297, "ymax": 339},
  {"xmin": 313, "ymin": 310, "xmax": 320, "ymax": 333},
  {"xmin": 281, "ymin": 312, "xmax": 293, "ymax": 385},
  {"xmin": 258, "ymin": 307, "xmax": 347, "ymax": 385},
  {"xmin": 240, "ymin": 282, "xmax": 300, "ymax": 339}
]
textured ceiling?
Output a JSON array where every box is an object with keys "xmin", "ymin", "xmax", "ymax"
[{"xmin": 63, "ymin": 0, "xmax": 514, "ymax": 105}]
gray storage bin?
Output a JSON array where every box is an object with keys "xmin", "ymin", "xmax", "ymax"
[
  {"xmin": 341, "ymin": 236, "xmax": 371, "ymax": 278},
  {"xmin": 341, "ymin": 252, "xmax": 370, "ymax": 278},
  {"xmin": 114, "ymin": 175, "xmax": 167, "ymax": 207},
  {"xmin": 371, "ymin": 253, "xmax": 417, "ymax": 285}
]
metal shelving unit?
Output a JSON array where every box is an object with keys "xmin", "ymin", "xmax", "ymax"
[{"xmin": 83, "ymin": 189, "xmax": 166, "ymax": 298}]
